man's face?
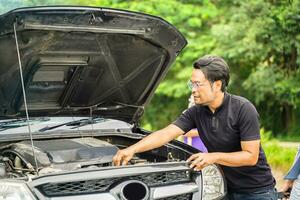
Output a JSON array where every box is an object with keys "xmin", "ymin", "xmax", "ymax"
[{"xmin": 190, "ymin": 69, "xmax": 216, "ymax": 106}]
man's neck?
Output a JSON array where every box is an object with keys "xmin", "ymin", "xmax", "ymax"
[{"xmin": 208, "ymin": 92, "xmax": 225, "ymax": 113}]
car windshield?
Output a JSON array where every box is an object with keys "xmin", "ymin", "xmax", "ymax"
[
  {"xmin": 0, "ymin": 117, "xmax": 133, "ymax": 143},
  {"xmin": 0, "ymin": 116, "xmax": 133, "ymax": 136},
  {"xmin": 0, "ymin": 117, "xmax": 50, "ymax": 131},
  {"xmin": 0, "ymin": 117, "xmax": 106, "ymax": 132}
]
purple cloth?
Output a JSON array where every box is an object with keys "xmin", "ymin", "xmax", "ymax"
[{"xmin": 184, "ymin": 137, "xmax": 207, "ymax": 152}]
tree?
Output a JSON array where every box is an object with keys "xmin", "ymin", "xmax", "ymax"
[
  {"xmin": 211, "ymin": 0, "xmax": 300, "ymax": 135},
  {"xmin": 1, "ymin": 0, "xmax": 299, "ymax": 136}
]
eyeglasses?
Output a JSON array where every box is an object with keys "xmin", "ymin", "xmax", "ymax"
[{"xmin": 187, "ymin": 80, "xmax": 205, "ymax": 90}]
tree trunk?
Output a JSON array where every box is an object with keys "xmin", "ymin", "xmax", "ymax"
[{"xmin": 282, "ymin": 104, "xmax": 296, "ymax": 135}]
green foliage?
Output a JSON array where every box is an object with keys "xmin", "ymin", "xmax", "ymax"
[
  {"xmin": 261, "ymin": 128, "xmax": 298, "ymax": 172},
  {"xmin": 276, "ymin": 134, "xmax": 300, "ymax": 142},
  {"xmin": 210, "ymin": 0, "xmax": 300, "ymax": 134},
  {"xmin": 1, "ymin": 0, "xmax": 299, "ymax": 135},
  {"xmin": 244, "ymin": 67, "xmax": 300, "ymax": 107},
  {"xmin": 0, "ymin": 0, "xmax": 73, "ymax": 13},
  {"xmin": 263, "ymin": 141, "xmax": 297, "ymax": 172}
]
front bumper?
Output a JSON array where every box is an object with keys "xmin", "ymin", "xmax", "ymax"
[{"xmin": 28, "ymin": 162, "xmax": 202, "ymax": 200}]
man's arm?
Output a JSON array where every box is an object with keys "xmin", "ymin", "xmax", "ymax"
[
  {"xmin": 184, "ymin": 129, "xmax": 199, "ymax": 137},
  {"xmin": 187, "ymin": 140, "xmax": 260, "ymax": 171},
  {"xmin": 183, "ymin": 129, "xmax": 199, "ymax": 145},
  {"xmin": 113, "ymin": 124, "xmax": 185, "ymax": 166}
]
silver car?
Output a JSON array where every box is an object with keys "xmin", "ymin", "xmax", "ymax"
[{"xmin": 0, "ymin": 6, "xmax": 226, "ymax": 200}]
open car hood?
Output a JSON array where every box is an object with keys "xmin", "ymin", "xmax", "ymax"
[{"xmin": 0, "ymin": 6, "xmax": 187, "ymax": 124}]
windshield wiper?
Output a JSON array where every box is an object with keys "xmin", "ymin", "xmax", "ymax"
[
  {"xmin": 38, "ymin": 117, "xmax": 106, "ymax": 132},
  {"xmin": 53, "ymin": 102, "xmax": 144, "ymax": 115}
]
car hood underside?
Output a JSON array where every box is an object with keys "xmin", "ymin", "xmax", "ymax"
[{"xmin": 0, "ymin": 6, "xmax": 187, "ymax": 123}]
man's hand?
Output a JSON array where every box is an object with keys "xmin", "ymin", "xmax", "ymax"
[
  {"xmin": 112, "ymin": 125, "xmax": 184, "ymax": 167},
  {"xmin": 281, "ymin": 180, "xmax": 293, "ymax": 192},
  {"xmin": 279, "ymin": 180, "xmax": 293, "ymax": 200},
  {"xmin": 113, "ymin": 148, "xmax": 135, "ymax": 166},
  {"xmin": 187, "ymin": 153, "xmax": 217, "ymax": 171}
]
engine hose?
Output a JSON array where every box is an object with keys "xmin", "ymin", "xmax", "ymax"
[{"xmin": 1, "ymin": 149, "xmax": 35, "ymax": 171}]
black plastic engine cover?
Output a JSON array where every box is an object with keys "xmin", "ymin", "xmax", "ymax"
[{"xmin": 8, "ymin": 138, "xmax": 118, "ymax": 167}]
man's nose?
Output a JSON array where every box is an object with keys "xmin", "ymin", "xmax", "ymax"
[{"xmin": 192, "ymin": 86, "xmax": 197, "ymax": 93}]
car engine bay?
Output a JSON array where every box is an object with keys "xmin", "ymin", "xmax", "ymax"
[
  {"xmin": 0, "ymin": 136, "xmax": 189, "ymax": 179},
  {"xmin": 0, "ymin": 138, "xmax": 116, "ymax": 178}
]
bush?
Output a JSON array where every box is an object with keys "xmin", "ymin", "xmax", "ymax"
[{"xmin": 261, "ymin": 128, "xmax": 298, "ymax": 172}]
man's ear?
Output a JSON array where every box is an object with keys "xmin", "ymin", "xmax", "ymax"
[{"xmin": 214, "ymin": 80, "xmax": 222, "ymax": 91}]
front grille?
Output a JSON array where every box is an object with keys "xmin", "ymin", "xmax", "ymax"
[
  {"xmin": 138, "ymin": 170, "xmax": 190, "ymax": 186},
  {"xmin": 36, "ymin": 170, "xmax": 191, "ymax": 197},
  {"xmin": 159, "ymin": 193, "xmax": 193, "ymax": 200},
  {"xmin": 37, "ymin": 179, "xmax": 115, "ymax": 197}
]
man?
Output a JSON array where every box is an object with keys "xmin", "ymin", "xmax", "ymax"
[{"xmin": 113, "ymin": 55, "xmax": 276, "ymax": 200}]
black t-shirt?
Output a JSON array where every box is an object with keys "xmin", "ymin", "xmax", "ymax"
[{"xmin": 173, "ymin": 92, "xmax": 275, "ymax": 192}]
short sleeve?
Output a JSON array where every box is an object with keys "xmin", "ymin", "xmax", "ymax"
[
  {"xmin": 172, "ymin": 106, "xmax": 196, "ymax": 133},
  {"xmin": 238, "ymin": 102, "xmax": 260, "ymax": 141},
  {"xmin": 284, "ymin": 147, "xmax": 300, "ymax": 180}
]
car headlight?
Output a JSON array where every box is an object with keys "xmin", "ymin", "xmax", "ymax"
[
  {"xmin": 202, "ymin": 164, "xmax": 226, "ymax": 200},
  {"xmin": 0, "ymin": 181, "xmax": 36, "ymax": 200}
]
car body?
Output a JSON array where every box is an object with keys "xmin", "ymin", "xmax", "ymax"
[{"xmin": 0, "ymin": 6, "xmax": 226, "ymax": 200}]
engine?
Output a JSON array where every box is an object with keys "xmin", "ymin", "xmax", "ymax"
[{"xmin": 0, "ymin": 137, "xmax": 119, "ymax": 178}]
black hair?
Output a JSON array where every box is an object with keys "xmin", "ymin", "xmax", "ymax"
[{"xmin": 193, "ymin": 55, "xmax": 230, "ymax": 92}]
